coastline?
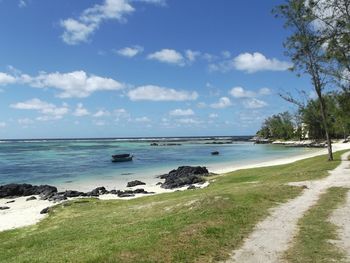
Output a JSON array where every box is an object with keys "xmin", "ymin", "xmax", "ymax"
[
  {"xmin": 1, "ymin": 142, "xmax": 350, "ymax": 232},
  {"xmin": 210, "ymin": 143, "xmax": 350, "ymax": 174}
]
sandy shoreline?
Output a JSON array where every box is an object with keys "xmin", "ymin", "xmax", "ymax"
[
  {"xmin": 1, "ymin": 142, "xmax": 350, "ymax": 233},
  {"xmin": 210, "ymin": 142, "xmax": 350, "ymax": 174}
]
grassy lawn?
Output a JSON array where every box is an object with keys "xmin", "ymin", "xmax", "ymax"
[
  {"xmin": 284, "ymin": 187, "xmax": 349, "ymax": 263},
  {"xmin": 0, "ymin": 151, "xmax": 346, "ymax": 263}
]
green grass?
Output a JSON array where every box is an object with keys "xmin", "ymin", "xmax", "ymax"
[
  {"xmin": 284, "ymin": 187, "xmax": 349, "ymax": 263},
  {"xmin": 0, "ymin": 150, "xmax": 347, "ymax": 263}
]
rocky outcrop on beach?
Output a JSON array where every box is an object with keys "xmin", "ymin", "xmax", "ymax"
[
  {"xmin": 0, "ymin": 183, "xmax": 154, "ymax": 204},
  {"xmin": 0, "ymin": 184, "xmax": 57, "ymax": 199},
  {"xmin": 127, "ymin": 180, "xmax": 146, "ymax": 187},
  {"xmin": 159, "ymin": 166, "xmax": 208, "ymax": 189}
]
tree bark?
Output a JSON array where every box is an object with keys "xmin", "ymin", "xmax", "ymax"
[{"xmin": 316, "ymin": 90, "xmax": 334, "ymax": 161}]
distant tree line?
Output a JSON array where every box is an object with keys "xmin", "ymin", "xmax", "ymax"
[{"xmin": 257, "ymin": 90, "xmax": 350, "ymax": 141}]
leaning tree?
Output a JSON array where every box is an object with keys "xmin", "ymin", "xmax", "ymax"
[{"xmin": 274, "ymin": 0, "xmax": 335, "ymax": 160}]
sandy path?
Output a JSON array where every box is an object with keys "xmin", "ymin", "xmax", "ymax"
[
  {"xmin": 329, "ymin": 191, "xmax": 350, "ymax": 261},
  {"xmin": 226, "ymin": 151, "xmax": 350, "ymax": 263}
]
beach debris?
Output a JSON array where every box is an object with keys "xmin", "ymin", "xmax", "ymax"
[
  {"xmin": 5, "ymin": 200, "xmax": 15, "ymax": 204},
  {"xmin": 26, "ymin": 196, "xmax": 37, "ymax": 201},
  {"xmin": 159, "ymin": 166, "xmax": 208, "ymax": 189},
  {"xmin": 127, "ymin": 180, "xmax": 146, "ymax": 187},
  {"xmin": 0, "ymin": 206, "xmax": 10, "ymax": 210}
]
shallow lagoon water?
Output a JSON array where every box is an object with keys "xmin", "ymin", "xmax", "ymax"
[{"xmin": 0, "ymin": 138, "xmax": 316, "ymax": 189}]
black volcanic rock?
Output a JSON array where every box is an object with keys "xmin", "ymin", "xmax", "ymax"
[
  {"xmin": 117, "ymin": 193, "xmax": 135, "ymax": 198},
  {"xmin": 63, "ymin": 190, "xmax": 85, "ymax": 198},
  {"xmin": 127, "ymin": 180, "xmax": 146, "ymax": 187},
  {"xmin": 26, "ymin": 196, "xmax": 37, "ymax": 201},
  {"xmin": 0, "ymin": 184, "xmax": 57, "ymax": 199},
  {"xmin": 40, "ymin": 207, "xmax": 50, "ymax": 214},
  {"xmin": 86, "ymin": 187, "xmax": 108, "ymax": 197},
  {"xmin": 160, "ymin": 166, "xmax": 208, "ymax": 189}
]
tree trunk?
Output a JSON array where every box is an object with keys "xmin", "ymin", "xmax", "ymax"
[{"xmin": 317, "ymin": 92, "xmax": 333, "ymax": 161}]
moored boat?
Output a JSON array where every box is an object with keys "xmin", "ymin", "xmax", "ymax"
[
  {"xmin": 211, "ymin": 151, "xmax": 219, "ymax": 155},
  {"xmin": 111, "ymin": 154, "xmax": 133, "ymax": 162}
]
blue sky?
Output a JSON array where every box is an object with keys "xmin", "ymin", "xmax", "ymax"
[{"xmin": 0, "ymin": 0, "xmax": 311, "ymax": 139}]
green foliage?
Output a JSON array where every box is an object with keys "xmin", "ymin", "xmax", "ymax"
[
  {"xmin": 301, "ymin": 92, "xmax": 350, "ymax": 139},
  {"xmin": 257, "ymin": 111, "xmax": 296, "ymax": 140}
]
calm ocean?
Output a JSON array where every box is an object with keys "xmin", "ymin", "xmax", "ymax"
[{"xmin": 0, "ymin": 137, "xmax": 315, "ymax": 190}]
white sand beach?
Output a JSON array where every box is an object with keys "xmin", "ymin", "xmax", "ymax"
[{"xmin": 1, "ymin": 142, "xmax": 350, "ymax": 233}]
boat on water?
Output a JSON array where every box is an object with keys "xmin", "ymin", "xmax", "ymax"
[
  {"xmin": 111, "ymin": 153, "xmax": 133, "ymax": 162},
  {"xmin": 211, "ymin": 151, "xmax": 219, "ymax": 155}
]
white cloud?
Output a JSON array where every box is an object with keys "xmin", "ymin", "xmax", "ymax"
[
  {"xmin": 230, "ymin": 86, "xmax": 271, "ymax": 99},
  {"xmin": 114, "ymin": 108, "xmax": 129, "ymax": 117},
  {"xmin": 10, "ymin": 98, "xmax": 69, "ymax": 119},
  {"xmin": 203, "ymin": 53, "xmax": 217, "ymax": 62},
  {"xmin": 185, "ymin": 50, "xmax": 201, "ymax": 63},
  {"xmin": 243, "ymin": 98, "xmax": 267, "ymax": 109},
  {"xmin": 176, "ymin": 118, "xmax": 201, "ymax": 125},
  {"xmin": 127, "ymin": 85, "xmax": 198, "ymax": 101},
  {"xmin": 169, "ymin": 108, "xmax": 194, "ymax": 116},
  {"xmin": 116, "ymin": 45, "xmax": 144, "ymax": 57},
  {"xmin": 209, "ymin": 113, "xmax": 218, "ymax": 119},
  {"xmin": 25, "ymin": 70, "xmax": 124, "ymax": 98},
  {"xmin": 210, "ymin": 97, "xmax": 232, "ymax": 109},
  {"xmin": 233, "ymin": 52, "xmax": 292, "ymax": 73},
  {"xmin": 148, "ymin": 49, "xmax": 185, "ymax": 66},
  {"xmin": 0, "ymin": 122, "xmax": 6, "ymax": 128},
  {"xmin": 197, "ymin": 102, "xmax": 207, "ymax": 108},
  {"xmin": 0, "ymin": 70, "xmax": 124, "ymax": 98},
  {"xmin": 230, "ymin": 86, "xmax": 256, "ymax": 98},
  {"xmin": 93, "ymin": 109, "xmax": 111, "ymax": 117},
  {"xmin": 60, "ymin": 0, "xmax": 135, "ymax": 45},
  {"xmin": 93, "ymin": 120, "xmax": 106, "ymax": 126},
  {"xmin": 135, "ymin": 116, "xmax": 151, "ymax": 122},
  {"xmin": 73, "ymin": 103, "xmax": 90, "ymax": 117},
  {"xmin": 209, "ymin": 52, "xmax": 292, "ymax": 73},
  {"xmin": 259, "ymin": 87, "xmax": 271, "ymax": 95},
  {"xmin": 135, "ymin": 0, "xmax": 166, "ymax": 5},
  {"xmin": 0, "ymin": 72, "xmax": 16, "ymax": 85},
  {"xmin": 18, "ymin": 118, "xmax": 34, "ymax": 125},
  {"xmin": 221, "ymin": 50, "xmax": 231, "ymax": 59},
  {"xmin": 18, "ymin": 0, "xmax": 27, "ymax": 8}
]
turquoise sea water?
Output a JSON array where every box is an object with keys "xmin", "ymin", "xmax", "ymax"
[{"xmin": 0, "ymin": 137, "xmax": 316, "ymax": 189}]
